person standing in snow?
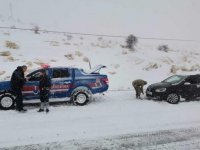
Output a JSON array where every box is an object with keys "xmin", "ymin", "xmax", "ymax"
[
  {"xmin": 38, "ymin": 69, "xmax": 51, "ymax": 113},
  {"xmin": 11, "ymin": 65, "xmax": 28, "ymax": 112},
  {"xmin": 132, "ymin": 79, "xmax": 147, "ymax": 99}
]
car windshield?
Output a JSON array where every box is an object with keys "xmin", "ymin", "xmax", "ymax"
[{"xmin": 162, "ymin": 75, "xmax": 186, "ymax": 84}]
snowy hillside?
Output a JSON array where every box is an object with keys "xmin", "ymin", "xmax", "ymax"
[{"xmin": 0, "ymin": 28, "xmax": 200, "ymax": 90}]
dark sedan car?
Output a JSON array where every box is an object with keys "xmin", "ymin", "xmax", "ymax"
[{"xmin": 146, "ymin": 74, "xmax": 200, "ymax": 104}]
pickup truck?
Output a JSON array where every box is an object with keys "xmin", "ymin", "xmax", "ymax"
[{"xmin": 0, "ymin": 65, "xmax": 109, "ymax": 110}]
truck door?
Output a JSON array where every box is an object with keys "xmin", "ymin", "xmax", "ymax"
[
  {"xmin": 50, "ymin": 68, "xmax": 73, "ymax": 98},
  {"xmin": 22, "ymin": 69, "xmax": 46, "ymax": 100}
]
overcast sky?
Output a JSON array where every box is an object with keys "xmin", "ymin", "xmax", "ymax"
[{"xmin": 0, "ymin": 0, "xmax": 200, "ymax": 40}]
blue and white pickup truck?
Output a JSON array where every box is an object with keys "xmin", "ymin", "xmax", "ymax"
[{"xmin": 0, "ymin": 65, "xmax": 109, "ymax": 110}]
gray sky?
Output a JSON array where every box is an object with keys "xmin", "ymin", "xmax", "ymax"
[{"xmin": 0, "ymin": 0, "xmax": 200, "ymax": 40}]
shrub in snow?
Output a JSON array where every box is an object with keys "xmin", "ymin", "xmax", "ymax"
[
  {"xmin": 33, "ymin": 60, "xmax": 45, "ymax": 66},
  {"xmin": 158, "ymin": 45, "xmax": 169, "ymax": 52},
  {"xmin": 66, "ymin": 35, "xmax": 73, "ymax": 40},
  {"xmin": 181, "ymin": 67, "xmax": 190, "ymax": 72},
  {"xmin": 10, "ymin": 25, "xmax": 16, "ymax": 29},
  {"xmin": 64, "ymin": 42, "xmax": 71, "ymax": 45},
  {"xmin": 114, "ymin": 64, "xmax": 120, "ymax": 69},
  {"xmin": 50, "ymin": 59, "xmax": 57, "ymax": 62},
  {"xmin": 64, "ymin": 54, "xmax": 74, "ymax": 60},
  {"xmin": 50, "ymin": 41, "xmax": 59, "ymax": 46},
  {"xmin": 108, "ymin": 71, "xmax": 116, "ymax": 75},
  {"xmin": 3, "ymin": 32, "xmax": 10, "ymax": 36},
  {"xmin": 33, "ymin": 26, "xmax": 40, "ymax": 34},
  {"xmin": 98, "ymin": 37, "xmax": 103, "ymax": 41},
  {"xmin": 6, "ymin": 56, "xmax": 15, "ymax": 62},
  {"xmin": 26, "ymin": 61, "xmax": 33, "ymax": 67},
  {"xmin": 5, "ymin": 41, "xmax": 19, "ymax": 49},
  {"xmin": 190, "ymin": 64, "xmax": 200, "ymax": 71},
  {"xmin": 125, "ymin": 34, "xmax": 138, "ymax": 51},
  {"xmin": 170, "ymin": 65, "xmax": 178, "ymax": 74},
  {"xmin": 0, "ymin": 71, "xmax": 5, "ymax": 76},
  {"xmin": 75, "ymin": 51, "xmax": 83, "ymax": 57},
  {"xmin": 83, "ymin": 56, "xmax": 89, "ymax": 62},
  {"xmin": 0, "ymin": 51, "xmax": 11, "ymax": 56},
  {"xmin": 144, "ymin": 63, "xmax": 160, "ymax": 71},
  {"xmin": 122, "ymin": 50, "xmax": 128, "ymax": 55}
]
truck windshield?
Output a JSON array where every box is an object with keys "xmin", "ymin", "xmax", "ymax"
[{"xmin": 162, "ymin": 75, "xmax": 186, "ymax": 84}]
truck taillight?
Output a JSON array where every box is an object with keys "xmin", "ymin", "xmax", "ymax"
[{"xmin": 101, "ymin": 78, "xmax": 109, "ymax": 84}]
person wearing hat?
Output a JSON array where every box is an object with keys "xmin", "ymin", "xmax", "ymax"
[
  {"xmin": 11, "ymin": 65, "xmax": 28, "ymax": 112},
  {"xmin": 132, "ymin": 79, "xmax": 147, "ymax": 99},
  {"xmin": 38, "ymin": 69, "xmax": 51, "ymax": 113}
]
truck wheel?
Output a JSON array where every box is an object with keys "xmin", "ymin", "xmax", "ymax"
[
  {"xmin": 0, "ymin": 94, "xmax": 15, "ymax": 110},
  {"xmin": 166, "ymin": 93, "xmax": 180, "ymax": 104},
  {"xmin": 72, "ymin": 90, "xmax": 90, "ymax": 106}
]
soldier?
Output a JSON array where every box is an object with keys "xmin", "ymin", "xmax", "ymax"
[
  {"xmin": 11, "ymin": 65, "xmax": 28, "ymax": 112},
  {"xmin": 38, "ymin": 69, "xmax": 51, "ymax": 113},
  {"xmin": 132, "ymin": 79, "xmax": 147, "ymax": 99}
]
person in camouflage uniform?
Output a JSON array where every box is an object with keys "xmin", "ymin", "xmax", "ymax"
[{"xmin": 132, "ymin": 79, "xmax": 147, "ymax": 99}]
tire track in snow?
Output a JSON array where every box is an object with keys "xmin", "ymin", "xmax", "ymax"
[{"xmin": 2, "ymin": 126, "xmax": 200, "ymax": 150}]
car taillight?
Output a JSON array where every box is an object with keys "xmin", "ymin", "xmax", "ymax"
[{"xmin": 101, "ymin": 78, "xmax": 109, "ymax": 84}]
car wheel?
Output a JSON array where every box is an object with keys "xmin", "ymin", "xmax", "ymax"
[
  {"xmin": 166, "ymin": 93, "xmax": 180, "ymax": 104},
  {"xmin": 0, "ymin": 94, "xmax": 15, "ymax": 110},
  {"xmin": 72, "ymin": 90, "xmax": 90, "ymax": 106}
]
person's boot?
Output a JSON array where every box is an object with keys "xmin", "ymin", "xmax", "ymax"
[
  {"xmin": 138, "ymin": 96, "xmax": 143, "ymax": 100},
  {"xmin": 46, "ymin": 109, "xmax": 49, "ymax": 113},
  {"xmin": 21, "ymin": 108, "xmax": 27, "ymax": 112},
  {"xmin": 38, "ymin": 109, "xmax": 44, "ymax": 112}
]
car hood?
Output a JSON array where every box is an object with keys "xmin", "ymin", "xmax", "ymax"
[
  {"xmin": 147, "ymin": 82, "xmax": 171, "ymax": 90},
  {"xmin": 0, "ymin": 81, "xmax": 11, "ymax": 91}
]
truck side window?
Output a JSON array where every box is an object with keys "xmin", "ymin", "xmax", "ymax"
[
  {"xmin": 52, "ymin": 69, "xmax": 70, "ymax": 78},
  {"xmin": 28, "ymin": 70, "xmax": 42, "ymax": 81}
]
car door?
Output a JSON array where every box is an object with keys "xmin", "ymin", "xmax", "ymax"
[
  {"xmin": 22, "ymin": 69, "xmax": 44, "ymax": 100},
  {"xmin": 50, "ymin": 68, "xmax": 73, "ymax": 98},
  {"xmin": 182, "ymin": 76, "xmax": 199, "ymax": 99}
]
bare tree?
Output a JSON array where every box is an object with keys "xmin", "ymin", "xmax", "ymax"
[
  {"xmin": 33, "ymin": 26, "xmax": 40, "ymax": 34},
  {"xmin": 125, "ymin": 34, "xmax": 138, "ymax": 51}
]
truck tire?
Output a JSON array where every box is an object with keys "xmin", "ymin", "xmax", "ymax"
[
  {"xmin": 0, "ymin": 94, "xmax": 15, "ymax": 110},
  {"xmin": 166, "ymin": 93, "xmax": 180, "ymax": 104},
  {"xmin": 72, "ymin": 90, "xmax": 90, "ymax": 106}
]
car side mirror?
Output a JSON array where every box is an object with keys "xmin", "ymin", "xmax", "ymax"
[{"xmin": 184, "ymin": 82, "xmax": 191, "ymax": 85}]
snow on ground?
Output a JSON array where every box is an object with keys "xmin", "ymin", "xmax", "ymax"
[
  {"xmin": 1, "ymin": 1, "xmax": 200, "ymax": 148},
  {"xmin": 0, "ymin": 28, "xmax": 200, "ymax": 90},
  {"xmin": 1, "ymin": 24, "xmax": 200, "ymax": 149},
  {"xmin": 1, "ymin": 91, "xmax": 200, "ymax": 148},
  {"xmin": 3, "ymin": 126, "xmax": 200, "ymax": 150}
]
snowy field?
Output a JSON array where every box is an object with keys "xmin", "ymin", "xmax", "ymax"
[
  {"xmin": 1, "ymin": 0, "xmax": 200, "ymax": 148},
  {"xmin": 1, "ymin": 91, "xmax": 200, "ymax": 149}
]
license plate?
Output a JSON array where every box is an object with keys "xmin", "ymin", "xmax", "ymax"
[{"xmin": 147, "ymin": 91, "xmax": 152, "ymax": 95}]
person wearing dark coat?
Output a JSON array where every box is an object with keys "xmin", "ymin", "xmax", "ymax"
[
  {"xmin": 132, "ymin": 79, "xmax": 147, "ymax": 99},
  {"xmin": 38, "ymin": 69, "xmax": 51, "ymax": 113},
  {"xmin": 11, "ymin": 65, "xmax": 28, "ymax": 112}
]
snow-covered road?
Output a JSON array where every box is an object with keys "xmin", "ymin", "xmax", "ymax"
[
  {"xmin": 1, "ymin": 91, "xmax": 200, "ymax": 148},
  {"xmin": 3, "ymin": 126, "xmax": 200, "ymax": 150}
]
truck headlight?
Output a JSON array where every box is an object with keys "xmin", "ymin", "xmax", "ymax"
[{"xmin": 155, "ymin": 88, "xmax": 166, "ymax": 92}]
